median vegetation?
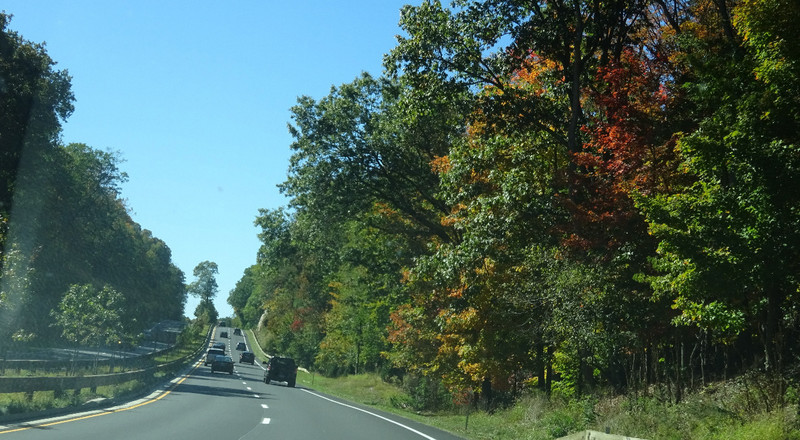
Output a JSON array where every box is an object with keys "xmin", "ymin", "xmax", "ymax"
[{"xmin": 0, "ymin": 323, "xmax": 209, "ymax": 419}]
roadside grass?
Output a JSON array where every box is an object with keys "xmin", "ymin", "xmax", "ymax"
[
  {"xmin": 291, "ymin": 370, "xmax": 800, "ymax": 440},
  {"xmin": 244, "ymin": 330, "xmax": 800, "ymax": 439},
  {"xmin": 0, "ymin": 379, "xmax": 148, "ymax": 417},
  {"xmin": 293, "ymin": 370, "xmax": 531, "ymax": 439},
  {"xmin": 297, "ymin": 370, "xmax": 406, "ymax": 407}
]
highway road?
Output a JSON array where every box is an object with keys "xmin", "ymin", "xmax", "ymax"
[{"xmin": 0, "ymin": 327, "xmax": 463, "ymax": 440}]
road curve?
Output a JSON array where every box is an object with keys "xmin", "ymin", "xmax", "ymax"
[{"xmin": 0, "ymin": 327, "xmax": 463, "ymax": 440}]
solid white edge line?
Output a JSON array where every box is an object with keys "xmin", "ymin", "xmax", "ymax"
[{"xmin": 301, "ymin": 389, "xmax": 438, "ymax": 440}]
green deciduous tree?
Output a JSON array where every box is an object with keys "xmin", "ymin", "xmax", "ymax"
[
  {"xmin": 281, "ymin": 72, "xmax": 458, "ymax": 245},
  {"xmin": 237, "ymin": 68, "xmax": 466, "ymax": 371},
  {"xmin": 2, "ymin": 18, "xmax": 186, "ymax": 344},
  {"xmin": 188, "ymin": 261, "xmax": 219, "ymax": 305},
  {"xmin": 52, "ymin": 283, "xmax": 127, "ymax": 348},
  {"xmin": 0, "ymin": 13, "xmax": 74, "ymax": 262},
  {"xmin": 188, "ymin": 261, "xmax": 219, "ymax": 325},
  {"xmin": 637, "ymin": 0, "xmax": 800, "ymax": 373}
]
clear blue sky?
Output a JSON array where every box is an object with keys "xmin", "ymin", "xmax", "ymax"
[{"xmin": 4, "ymin": 1, "xmax": 417, "ymax": 319}]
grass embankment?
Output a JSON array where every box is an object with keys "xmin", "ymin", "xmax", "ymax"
[
  {"xmin": 292, "ymin": 370, "xmax": 800, "ymax": 440},
  {"xmin": 0, "ymin": 324, "xmax": 209, "ymax": 418}
]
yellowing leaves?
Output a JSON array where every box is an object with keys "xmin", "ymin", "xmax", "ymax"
[
  {"xmin": 430, "ymin": 155, "xmax": 451, "ymax": 174},
  {"xmin": 474, "ymin": 257, "xmax": 496, "ymax": 276},
  {"xmin": 448, "ymin": 285, "xmax": 466, "ymax": 298},
  {"xmin": 436, "ymin": 307, "xmax": 479, "ymax": 334},
  {"xmin": 511, "ymin": 53, "xmax": 564, "ymax": 92}
]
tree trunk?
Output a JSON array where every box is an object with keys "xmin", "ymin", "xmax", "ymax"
[
  {"xmin": 536, "ymin": 343, "xmax": 546, "ymax": 392},
  {"xmin": 546, "ymin": 348, "xmax": 554, "ymax": 396},
  {"xmin": 481, "ymin": 377, "xmax": 492, "ymax": 412},
  {"xmin": 675, "ymin": 340, "xmax": 683, "ymax": 403},
  {"xmin": 567, "ymin": 4, "xmax": 585, "ymax": 157},
  {"xmin": 762, "ymin": 286, "xmax": 784, "ymax": 374},
  {"xmin": 711, "ymin": 0, "xmax": 738, "ymax": 46}
]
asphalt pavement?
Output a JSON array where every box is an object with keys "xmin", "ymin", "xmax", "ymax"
[{"xmin": 0, "ymin": 326, "xmax": 464, "ymax": 440}]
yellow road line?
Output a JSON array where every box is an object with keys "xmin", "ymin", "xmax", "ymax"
[{"xmin": 0, "ymin": 358, "xmax": 203, "ymax": 435}]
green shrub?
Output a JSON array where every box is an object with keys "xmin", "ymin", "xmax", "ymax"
[
  {"xmin": 785, "ymin": 386, "xmax": 799, "ymax": 406},
  {"xmin": 538, "ymin": 398, "xmax": 595, "ymax": 438},
  {"xmin": 401, "ymin": 375, "xmax": 454, "ymax": 412},
  {"xmin": 542, "ymin": 409, "xmax": 579, "ymax": 438},
  {"xmin": 389, "ymin": 392, "xmax": 416, "ymax": 410},
  {"xmin": 694, "ymin": 412, "xmax": 800, "ymax": 440}
]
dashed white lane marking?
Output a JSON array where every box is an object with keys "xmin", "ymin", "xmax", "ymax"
[
  {"xmin": 302, "ymin": 390, "xmax": 438, "ymax": 440},
  {"xmin": 254, "ymin": 395, "xmax": 260, "ymax": 398},
  {"xmin": 261, "ymin": 404, "xmax": 269, "ymax": 409},
  {"xmin": 262, "ymin": 418, "xmax": 271, "ymax": 425},
  {"xmin": 247, "ymin": 387, "xmax": 252, "ymax": 391},
  {"xmin": 242, "ymin": 382, "xmax": 247, "ymax": 385}
]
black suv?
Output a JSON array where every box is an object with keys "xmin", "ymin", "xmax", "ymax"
[
  {"xmin": 239, "ymin": 351, "xmax": 255, "ymax": 364},
  {"xmin": 211, "ymin": 355, "xmax": 234, "ymax": 374},
  {"xmin": 205, "ymin": 348, "xmax": 225, "ymax": 366},
  {"xmin": 263, "ymin": 357, "xmax": 297, "ymax": 387},
  {"xmin": 212, "ymin": 342, "xmax": 226, "ymax": 353}
]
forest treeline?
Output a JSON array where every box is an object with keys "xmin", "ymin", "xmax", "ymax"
[
  {"xmin": 230, "ymin": 0, "xmax": 800, "ymax": 406},
  {"xmin": 0, "ymin": 13, "xmax": 187, "ymax": 347}
]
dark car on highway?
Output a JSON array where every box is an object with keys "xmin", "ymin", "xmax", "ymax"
[
  {"xmin": 264, "ymin": 356, "xmax": 297, "ymax": 387},
  {"xmin": 211, "ymin": 355, "xmax": 234, "ymax": 374},
  {"xmin": 212, "ymin": 342, "xmax": 226, "ymax": 353},
  {"xmin": 233, "ymin": 328, "xmax": 242, "ymax": 336},
  {"xmin": 204, "ymin": 348, "xmax": 225, "ymax": 366},
  {"xmin": 236, "ymin": 341, "xmax": 247, "ymax": 351},
  {"xmin": 239, "ymin": 351, "xmax": 255, "ymax": 364}
]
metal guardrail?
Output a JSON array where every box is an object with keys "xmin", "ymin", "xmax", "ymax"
[
  {"xmin": 0, "ymin": 351, "xmax": 165, "ymax": 376},
  {"xmin": 0, "ymin": 326, "xmax": 213, "ymax": 395},
  {"xmin": 0, "ymin": 368, "xmax": 156, "ymax": 394}
]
